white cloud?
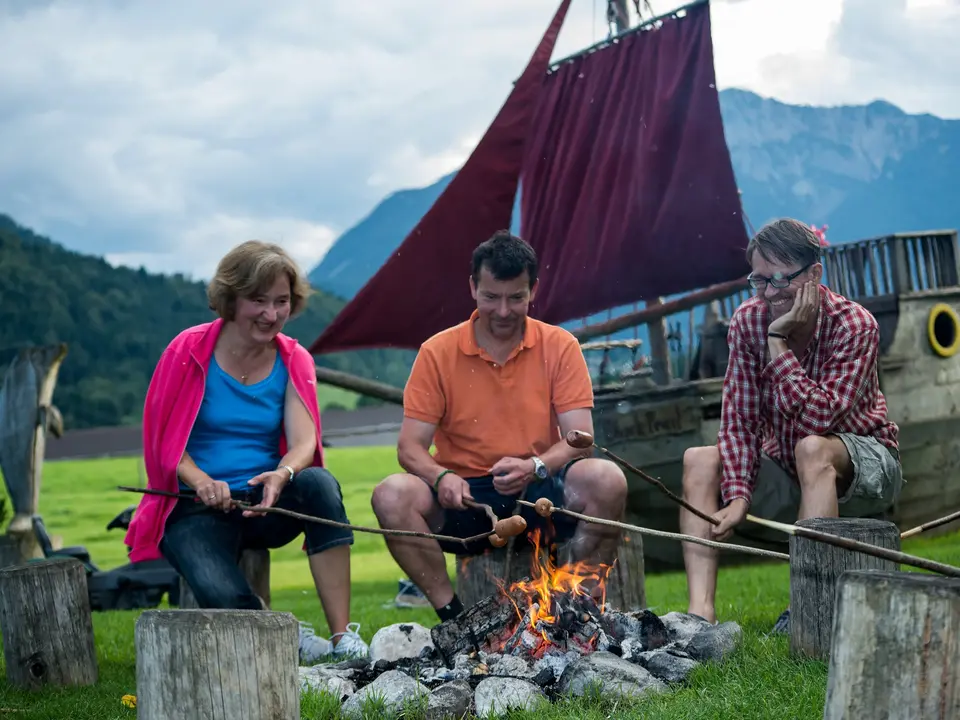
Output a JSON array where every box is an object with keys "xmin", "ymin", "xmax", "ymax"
[{"xmin": 1, "ymin": 0, "xmax": 958, "ymax": 280}]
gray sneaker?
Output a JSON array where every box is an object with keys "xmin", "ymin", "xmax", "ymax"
[
  {"xmin": 298, "ymin": 622, "xmax": 333, "ymax": 664},
  {"xmin": 331, "ymin": 622, "xmax": 369, "ymax": 659}
]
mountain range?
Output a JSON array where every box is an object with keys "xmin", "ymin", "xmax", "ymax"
[{"xmin": 309, "ymin": 88, "xmax": 960, "ymax": 302}]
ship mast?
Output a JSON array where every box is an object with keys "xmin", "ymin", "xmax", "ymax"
[{"xmin": 603, "ymin": 0, "xmax": 674, "ymax": 385}]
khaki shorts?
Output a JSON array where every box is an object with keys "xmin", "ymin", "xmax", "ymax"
[{"xmin": 737, "ymin": 434, "xmax": 904, "ymax": 544}]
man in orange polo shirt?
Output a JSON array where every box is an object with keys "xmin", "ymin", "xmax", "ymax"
[{"xmin": 371, "ymin": 230, "xmax": 628, "ymax": 622}]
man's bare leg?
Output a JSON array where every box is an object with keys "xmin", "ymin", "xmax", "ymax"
[
  {"xmin": 794, "ymin": 436, "xmax": 853, "ymax": 520},
  {"xmin": 679, "ymin": 446, "xmax": 723, "ymax": 623},
  {"xmin": 560, "ymin": 459, "xmax": 628, "ymax": 593},
  {"xmin": 371, "ymin": 474, "xmax": 454, "ymax": 608}
]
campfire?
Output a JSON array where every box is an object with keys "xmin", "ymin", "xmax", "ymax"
[
  {"xmin": 299, "ymin": 529, "xmax": 744, "ymax": 718},
  {"xmin": 489, "ymin": 529, "xmax": 611, "ymax": 659}
]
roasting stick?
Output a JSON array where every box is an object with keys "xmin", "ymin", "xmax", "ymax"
[
  {"xmin": 519, "ymin": 499, "xmax": 789, "ymax": 561},
  {"xmin": 563, "ymin": 431, "xmax": 960, "ymax": 579},
  {"xmin": 900, "ymin": 509, "xmax": 960, "ymax": 539},
  {"xmin": 566, "ymin": 430, "xmax": 720, "ymax": 526},
  {"xmin": 745, "ymin": 514, "xmax": 960, "ymax": 578},
  {"xmin": 117, "ymin": 486, "xmax": 522, "ymax": 548}
]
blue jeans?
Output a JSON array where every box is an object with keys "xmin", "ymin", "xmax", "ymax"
[{"xmin": 159, "ymin": 466, "xmax": 353, "ymax": 609}]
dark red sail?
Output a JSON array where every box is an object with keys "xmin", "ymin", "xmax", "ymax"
[
  {"xmin": 519, "ymin": 0, "xmax": 749, "ymax": 324},
  {"xmin": 308, "ymin": 0, "xmax": 573, "ymax": 355},
  {"xmin": 309, "ymin": 0, "xmax": 748, "ymax": 355}
]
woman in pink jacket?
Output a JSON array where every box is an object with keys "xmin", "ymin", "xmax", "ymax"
[{"xmin": 123, "ymin": 240, "xmax": 367, "ymax": 663}]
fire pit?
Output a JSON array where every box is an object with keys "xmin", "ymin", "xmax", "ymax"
[{"xmin": 300, "ymin": 534, "xmax": 742, "ymax": 717}]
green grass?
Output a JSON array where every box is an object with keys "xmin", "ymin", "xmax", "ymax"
[
  {"xmin": 317, "ymin": 385, "xmax": 362, "ymax": 412},
  {"xmin": 1, "ymin": 447, "xmax": 959, "ymax": 719}
]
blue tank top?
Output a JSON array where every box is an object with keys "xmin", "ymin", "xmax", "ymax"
[{"xmin": 181, "ymin": 352, "xmax": 289, "ymax": 493}]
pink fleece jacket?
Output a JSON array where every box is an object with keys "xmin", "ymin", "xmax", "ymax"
[{"xmin": 123, "ymin": 318, "xmax": 325, "ymax": 563}]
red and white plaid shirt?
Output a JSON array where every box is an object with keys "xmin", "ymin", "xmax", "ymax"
[{"xmin": 718, "ymin": 284, "xmax": 899, "ymax": 506}]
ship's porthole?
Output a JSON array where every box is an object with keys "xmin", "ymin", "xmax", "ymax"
[{"xmin": 927, "ymin": 303, "xmax": 960, "ymax": 358}]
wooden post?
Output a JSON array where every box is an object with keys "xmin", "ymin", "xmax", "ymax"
[
  {"xmin": 789, "ymin": 517, "xmax": 900, "ymax": 660},
  {"xmin": 178, "ymin": 548, "xmax": 271, "ymax": 609},
  {"xmin": 456, "ymin": 536, "xmax": 645, "ymax": 611},
  {"xmin": 0, "ymin": 558, "xmax": 98, "ymax": 690},
  {"xmin": 0, "ymin": 343, "xmax": 68, "ymax": 564},
  {"xmin": 823, "ymin": 570, "xmax": 960, "ymax": 719},
  {"xmin": 135, "ymin": 609, "xmax": 299, "ymax": 720}
]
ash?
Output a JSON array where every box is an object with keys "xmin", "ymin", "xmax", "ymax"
[{"xmin": 299, "ymin": 595, "xmax": 742, "ymax": 718}]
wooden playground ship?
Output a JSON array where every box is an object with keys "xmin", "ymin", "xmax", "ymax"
[{"xmin": 307, "ymin": 0, "xmax": 960, "ymax": 571}]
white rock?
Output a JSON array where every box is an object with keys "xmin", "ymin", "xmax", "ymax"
[
  {"xmin": 474, "ymin": 676, "xmax": 546, "ymax": 716},
  {"xmin": 298, "ymin": 666, "xmax": 356, "ymax": 701},
  {"xmin": 340, "ymin": 670, "xmax": 428, "ymax": 719},
  {"xmin": 368, "ymin": 622, "xmax": 435, "ymax": 663}
]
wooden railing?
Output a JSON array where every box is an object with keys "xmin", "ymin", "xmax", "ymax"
[{"xmin": 822, "ymin": 230, "xmax": 960, "ymax": 300}]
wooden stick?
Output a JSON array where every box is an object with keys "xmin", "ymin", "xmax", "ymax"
[
  {"xmin": 518, "ymin": 499, "xmax": 789, "ymax": 561},
  {"xmin": 565, "ymin": 430, "xmax": 720, "ymax": 527},
  {"xmin": 463, "ymin": 497, "xmax": 499, "ymax": 530},
  {"xmin": 117, "ymin": 486, "xmax": 493, "ymax": 547},
  {"xmin": 746, "ymin": 513, "xmax": 960, "ymax": 579},
  {"xmin": 900, "ymin": 508, "xmax": 960, "ymax": 539}
]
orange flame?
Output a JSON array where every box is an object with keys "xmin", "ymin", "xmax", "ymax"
[{"xmin": 496, "ymin": 529, "xmax": 613, "ymax": 645}]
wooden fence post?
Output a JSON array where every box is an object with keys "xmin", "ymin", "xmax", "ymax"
[
  {"xmin": 823, "ymin": 570, "xmax": 960, "ymax": 719},
  {"xmin": 178, "ymin": 548, "xmax": 271, "ymax": 609},
  {"xmin": 789, "ymin": 517, "xmax": 900, "ymax": 660},
  {"xmin": 135, "ymin": 609, "xmax": 299, "ymax": 720},
  {"xmin": 0, "ymin": 558, "xmax": 98, "ymax": 690}
]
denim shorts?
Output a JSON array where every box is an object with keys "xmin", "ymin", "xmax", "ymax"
[
  {"xmin": 433, "ymin": 459, "xmax": 583, "ymax": 556},
  {"xmin": 740, "ymin": 434, "xmax": 903, "ymax": 542}
]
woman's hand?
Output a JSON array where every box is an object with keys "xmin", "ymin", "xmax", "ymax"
[
  {"xmin": 243, "ymin": 469, "xmax": 289, "ymax": 517},
  {"xmin": 195, "ymin": 479, "xmax": 234, "ymax": 513}
]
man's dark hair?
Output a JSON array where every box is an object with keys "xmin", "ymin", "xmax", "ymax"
[
  {"xmin": 746, "ymin": 218, "xmax": 823, "ymax": 268},
  {"xmin": 471, "ymin": 230, "xmax": 539, "ymax": 287}
]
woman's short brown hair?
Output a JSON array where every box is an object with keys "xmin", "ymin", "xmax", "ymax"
[{"xmin": 207, "ymin": 240, "xmax": 313, "ymax": 320}]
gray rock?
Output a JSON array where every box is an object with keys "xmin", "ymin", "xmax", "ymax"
[
  {"xmin": 491, "ymin": 654, "xmax": 535, "ymax": 679},
  {"xmin": 368, "ymin": 623, "xmax": 435, "ymax": 664},
  {"xmin": 474, "ymin": 677, "xmax": 546, "ymax": 715},
  {"xmin": 635, "ymin": 646, "xmax": 700, "ymax": 684},
  {"xmin": 660, "ymin": 611, "xmax": 714, "ymax": 644},
  {"xmin": 558, "ymin": 650, "xmax": 667, "ymax": 699},
  {"xmin": 298, "ymin": 665, "xmax": 356, "ymax": 701},
  {"xmin": 684, "ymin": 621, "xmax": 741, "ymax": 663},
  {"xmin": 425, "ymin": 680, "xmax": 473, "ymax": 720},
  {"xmin": 340, "ymin": 669, "xmax": 428, "ymax": 719}
]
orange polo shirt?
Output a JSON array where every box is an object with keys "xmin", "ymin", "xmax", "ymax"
[{"xmin": 403, "ymin": 310, "xmax": 594, "ymax": 479}]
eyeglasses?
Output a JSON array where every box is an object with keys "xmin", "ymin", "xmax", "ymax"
[{"xmin": 747, "ymin": 263, "xmax": 812, "ymax": 291}]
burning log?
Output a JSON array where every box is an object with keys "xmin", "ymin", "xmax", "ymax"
[{"xmin": 430, "ymin": 586, "xmax": 534, "ymax": 666}]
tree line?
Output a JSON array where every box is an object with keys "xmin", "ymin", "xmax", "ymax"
[{"xmin": 0, "ymin": 215, "xmax": 415, "ymax": 430}]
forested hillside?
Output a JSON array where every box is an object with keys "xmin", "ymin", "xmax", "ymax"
[{"xmin": 0, "ymin": 215, "xmax": 414, "ymax": 430}]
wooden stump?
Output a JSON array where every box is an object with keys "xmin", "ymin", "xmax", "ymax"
[
  {"xmin": 0, "ymin": 558, "xmax": 98, "ymax": 690},
  {"xmin": 179, "ymin": 548, "xmax": 271, "ymax": 609},
  {"xmin": 789, "ymin": 517, "xmax": 900, "ymax": 660},
  {"xmin": 135, "ymin": 609, "xmax": 299, "ymax": 720},
  {"xmin": 456, "ymin": 535, "xmax": 645, "ymax": 611},
  {"xmin": 824, "ymin": 570, "xmax": 960, "ymax": 719}
]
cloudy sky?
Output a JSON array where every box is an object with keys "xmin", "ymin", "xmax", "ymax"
[{"xmin": 1, "ymin": 0, "xmax": 957, "ymax": 280}]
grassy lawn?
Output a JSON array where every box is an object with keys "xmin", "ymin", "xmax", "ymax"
[{"xmin": 0, "ymin": 446, "xmax": 958, "ymax": 719}]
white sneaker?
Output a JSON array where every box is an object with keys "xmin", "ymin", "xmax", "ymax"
[
  {"xmin": 331, "ymin": 622, "xmax": 369, "ymax": 659},
  {"xmin": 298, "ymin": 622, "xmax": 333, "ymax": 664}
]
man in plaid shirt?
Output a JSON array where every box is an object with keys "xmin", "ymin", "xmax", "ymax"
[{"xmin": 680, "ymin": 218, "xmax": 902, "ymax": 627}]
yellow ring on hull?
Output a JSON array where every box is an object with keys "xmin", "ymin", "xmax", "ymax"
[{"xmin": 927, "ymin": 303, "xmax": 960, "ymax": 358}]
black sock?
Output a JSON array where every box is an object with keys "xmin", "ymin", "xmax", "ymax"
[{"xmin": 435, "ymin": 595, "xmax": 464, "ymax": 622}]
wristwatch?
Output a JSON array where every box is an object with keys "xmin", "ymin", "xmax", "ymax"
[
  {"xmin": 531, "ymin": 456, "xmax": 549, "ymax": 480},
  {"xmin": 279, "ymin": 464, "xmax": 295, "ymax": 483}
]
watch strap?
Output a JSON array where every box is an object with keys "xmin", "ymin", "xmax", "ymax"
[{"xmin": 279, "ymin": 464, "xmax": 295, "ymax": 482}]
